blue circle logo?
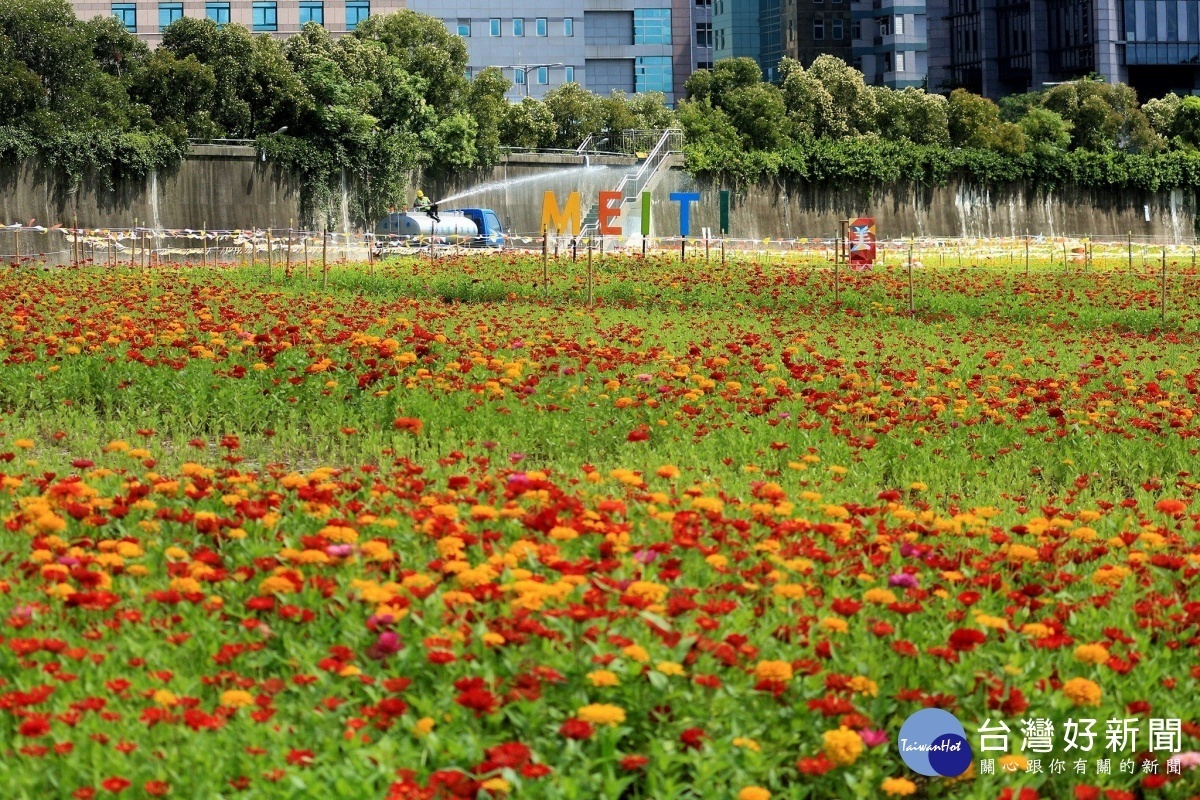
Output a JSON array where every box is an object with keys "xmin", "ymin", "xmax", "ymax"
[{"xmin": 897, "ymin": 709, "xmax": 973, "ymax": 777}]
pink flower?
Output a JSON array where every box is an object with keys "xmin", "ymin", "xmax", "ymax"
[
  {"xmin": 1177, "ymin": 751, "xmax": 1200, "ymax": 769},
  {"xmin": 860, "ymin": 728, "xmax": 889, "ymax": 747}
]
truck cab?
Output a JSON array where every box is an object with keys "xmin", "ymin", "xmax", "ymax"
[{"xmin": 451, "ymin": 208, "xmax": 504, "ymax": 248}]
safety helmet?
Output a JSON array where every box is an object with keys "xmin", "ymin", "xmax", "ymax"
[{"xmin": 416, "ymin": 190, "xmax": 425, "ymax": 198}]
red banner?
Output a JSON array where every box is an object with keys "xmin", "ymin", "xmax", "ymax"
[{"xmin": 848, "ymin": 218, "xmax": 876, "ymax": 269}]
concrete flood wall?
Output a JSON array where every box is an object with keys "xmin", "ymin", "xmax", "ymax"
[
  {"xmin": 0, "ymin": 146, "xmax": 302, "ymax": 232},
  {"xmin": 2, "ymin": 149, "xmax": 1195, "ymax": 249},
  {"xmin": 647, "ymin": 171, "xmax": 1196, "ymax": 242}
]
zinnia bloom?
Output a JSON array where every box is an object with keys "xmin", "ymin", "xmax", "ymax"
[
  {"xmin": 822, "ymin": 727, "xmax": 864, "ymax": 766},
  {"xmin": 881, "ymin": 777, "xmax": 917, "ymax": 796},
  {"xmin": 1062, "ymin": 677, "xmax": 1102, "ymax": 707},
  {"xmin": 576, "ymin": 704, "xmax": 625, "ymax": 727},
  {"xmin": 737, "ymin": 788, "xmax": 771, "ymax": 800},
  {"xmin": 220, "ymin": 690, "xmax": 254, "ymax": 708},
  {"xmin": 754, "ymin": 660, "xmax": 793, "ymax": 683},
  {"xmin": 1073, "ymin": 644, "xmax": 1109, "ymax": 665}
]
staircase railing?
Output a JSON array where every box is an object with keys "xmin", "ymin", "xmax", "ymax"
[{"xmin": 577, "ymin": 128, "xmax": 683, "ymax": 238}]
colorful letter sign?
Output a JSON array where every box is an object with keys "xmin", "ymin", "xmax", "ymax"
[
  {"xmin": 541, "ymin": 191, "xmax": 582, "ymax": 236},
  {"xmin": 848, "ymin": 218, "xmax": 876, "ymax": 269},
  {"xmin": 598, "ymin": 191, "xmax": 622, "ymax": 236}
]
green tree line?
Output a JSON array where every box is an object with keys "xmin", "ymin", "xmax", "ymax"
[{"xmin": 5, "ymin": 0, "xmax": 1200, "ymax": 224}]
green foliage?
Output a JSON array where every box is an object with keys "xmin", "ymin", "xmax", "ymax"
[{"xmin": 1171, "ymin": 96, "xmax": 1200, "ymax": 148}]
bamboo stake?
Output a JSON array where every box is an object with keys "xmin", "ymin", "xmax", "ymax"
[
  {"xmin": 267, "ymin": 229, "xmax": 273, "ymax": 282},
  {"xmin": 1161, "ymin": 248, "xmax": 1167, "ymax": 322},
  {"xmin": 322, "ymin": 229, "xmax": 328, "ymax": 288},
  {"xmin": 541, "ymin": 227, "xmax": 548, "ymax": 290},
  {"xmin": 908, "ymin": 241, "xmax": 914, "ymax": 314},
  {"xmin": 586, "ymin": 238, "xmax": 594, "ymax": 306},
  {"xmin": 286, "ymin": 221, "xmax": 293, "ymax": 277},
  {"xmin": 305, "ymin": 235, "xmax": 310, "ymax": 279}
]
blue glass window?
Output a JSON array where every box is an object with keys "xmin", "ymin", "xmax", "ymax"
[
  {"xmin": 252, "ymin": 1, "xmax": 277, "ymax": 31},
  {"xmin": 565, "ymin": 65, "xmax": 575, "ymax": 82},
  {"xmin": 536, "ymin": 17, "xmax": 547, "ymax": 36},
  {"xmin": 515, "ymin": 68, "xmax": 526, "ymax": 84},
  {"xmin": 489, "ymin": 18, "xmax": 500, "ymax": 36},
  {"xmin": 564, "ymin": 17, "xmax": 574, "ymax": 36},
  {"xmin": 300, "ymin": 1, "xmax": 323, "ymax": 25},
  {"xmin": 457, "ymin": 20, "xmax": 470, "ymax": 36},
  {"xmin": 635, "ymin": 56, "xmax": 672, "ymax": 92},
  {"xmin": 537, "ymin": 66, "xmax": 548, "ymax": 84},
  {"xmin": 158, "ymin": 2, "xmax": 182, "ymax": 31},
  {"xmin": 513, "ymin": 18, "xmax": 524, "ymax": 36},
  {"xmin": 634, "ymin": 9, "xmax": 672, "ymax": 44},
  {"xmin": 346, "ymin": 0, "xmax": 369, "ymax": 30},
  {"xmin": 205, "ymin": 1, "xmax": 229, "ymax": 25},
  {"xmin": 112, "ymin": 2, "xmax": 137, "ymax": 32}
]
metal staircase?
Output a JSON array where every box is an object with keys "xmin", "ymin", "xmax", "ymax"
[{"xmin": 577, "ymin": 128, "xmax": 683, "ymax": 239}]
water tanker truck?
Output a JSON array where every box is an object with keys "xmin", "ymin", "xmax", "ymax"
[{"xmin": 374, "ymin": 208, "xmax": 504, "ymax": 248}]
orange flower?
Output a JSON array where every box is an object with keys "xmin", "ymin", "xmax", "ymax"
[
  {"xmin": 393, "ymin": 417, "xmax": 423, "ymax": 434},
  {"xmin": 1155, "ymin": 499, "xmax": 1187, "ymax": 515}
]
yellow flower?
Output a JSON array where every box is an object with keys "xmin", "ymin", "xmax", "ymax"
[
  {"xmin": 258, "ymin": 575, "xmax": 297, "ymax": 595},
  {"xmin": 738, "ymin": 788, "xmax": 771, "ymax": 800},
  {"xmin": 732, "ymin": 737, "xmax": 761, "ymax": 751},
  {"xmin": 998, "ymin": 754, "xmax": 1028, "ymax": 772},
  {"xmin": 754, "ymin": 660, "xmax": 793, "ymax": 683},
  {"xmin": 220, "ymin": 690, "xmax": 255, "ymax": 708},
  {"xmin": 1006, "ymin": 544, "xmax": 1039, "ymax": 563},
  {"xmin": 577, "ymin": 704, "xmax": 625, "ymax": 726},
  {"xmin": 1063, "ymin": 677, "xmax": 1102, "ymax": 707},
  {"xmin": 655, "ymin": 661, "xmax": 685, "ymax": 676},
  {"xmin": 626, "ymin": 581, "xmax": 668, "ymax": 602},
  {"xmin": 482, "ymin": 632, "xmax": 505, "ymax": 647},
  {"xmin": 622, "ymin": 645, "xmax": 650, "ymax": 663},
  {"xmin": 13, "ymin": 438, "xmax": 35, "ymax": 449},
  {"xmin": 881, "ymin": 777, "xmax": 917, "ymax": 796},
  {"xmin": 413, "ymin": 717, "xmax": 435, "ymax": 737},
  {"xmin": 587, "ymin": 670, "xmax": 619, "ymax": 687},
  {"xmin": 819, "ymin": 617, "xmax": 849, "ymax": 634},
  {"xmin": 152, "ymin": 690, "xmax": 178, "ymax": 707},
  {"xmin": 480, "ymin": 778, "xmax": 510, "ymax": 793},
  {"xmin": 656, "ymin": 465, "xmax": 680, "ymax": 479},
  {"xmin": 822, "ymin": 727, "xmax": 864, "ymax": 766},
  {"xmin": 864, "ymin": 588, "xmax": 896, "ymax": 604},
  {"xmin": 549, "ymin": 526, "xmax": 579, "ymax": 541},
  {"xmin": 848, "ymin": 676, "xmax": 878, "ymax": 697},
  {"xmin": 1073, "ymin": 644, "xmax": 1110, "ymax": 665}
]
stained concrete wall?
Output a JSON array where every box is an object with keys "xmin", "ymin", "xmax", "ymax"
[
  {"xmin": 2, "ymin": 149, "xmax": 1195, "ymax": 243},
  {"xmin": 0, "ymin": 147, "xmax": 302, "ymax": 231}
]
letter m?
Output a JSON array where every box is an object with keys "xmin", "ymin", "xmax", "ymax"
[{"xmin": 541, "ymin": 191, "xmax": 582, "ymax": 236}]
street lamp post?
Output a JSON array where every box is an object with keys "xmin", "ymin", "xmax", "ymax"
[{"xmin": 501, "ymin": 62, "xmax": 565, "ymax": 97}]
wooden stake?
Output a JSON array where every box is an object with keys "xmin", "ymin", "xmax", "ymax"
[
  {"xmin": 1127, "ymin": 231, "xmax": 1132, "ymax": 273},
  {"xmin": 1024, "ymin": 235, "xmax": 1030, "ymax": 276},
  {"xmin": 286, "ymin": 222, "xmax": 293, "ymax": 277},
  {"xmin": 834, "ymin": 257, "xmax": 841, "ymax": 304},
  {"xmin": 305, "ymin": 235, "xmax": 310, "ymax": 280},
  {"xmin": 1161, "ymin": 248, "xmax": 1167, "ymax": 322},
  {"xmin": 322, "ymin": 229, "xmax": 328, "ymax": 288},
  {"xmin": 201, "ymin": 223, "xmax": 207, "ymax": 268},
  {"xmin": 908, "ymin": 241, "xmax": 914, "ymax": 314},
  {"xmin": 541, "ymin": 228, "xmax": 548, "ymax": 290},
  {"xmin": 267, "ymin": 229, "xmax": 273, "ymax": 282},
  {"xmin": 73, "ymin": 215, "xmax": 79, "ymax": 268},
  {"xmin": 586, "ymin": 238, "xmax": 594, "ymax": 306}
]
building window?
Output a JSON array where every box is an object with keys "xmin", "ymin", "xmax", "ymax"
[
  {"xmin": 489, "ymin": 18, "xmax": 500, "ymax": 36},
  {"xmin": 697, "ymin": 60, "xmax": 713, "ymax": 69},
  {"xmin": 635, "ymin": 56, "xmax": 672, "ymax": 93},
  {"xmin": 696, "ymin": 0, "xmax": 711, "ymax": 5},
  {"xmin": 536, "ymin": 18, "xmax": 547, "ymax": 36},
  {"xmin": 788, "ymin": 20, "xmax": 794, "ymax": 42},
  {"xmin": 515, "ymin": 68, "xmax": 526, "ymax": 85},
  {"xmin": 206, "ymin": 1, "xmax": 229, "ymax": 25},
  {"xmin": 513, "ymin": 18, "xmax": 524, "ymax": 36},
  {"xmin": 299, "ymin": 1, "xmax": 323, "ymax": 26},
  {"xmin": 457, "ymin": 19, "xmax": 470, "ymax": 36},
  {"xmin": 813, "ymin": 18, "xmax": 824, "ymax": 39},
  {"xmin": 564, "ymin": 17, "xmax": 574, "ymax": 36},
  {"xmin": 878, "ymin": 17, "xmax": 889, "ymax": 36},
  {"xmin": 112, "ymin": 2, "xmax": 136, "ymax": 31},
  {"xmin": 894, "ymin": 14, "xmax": 904, "ymax": 35},
  {"xmin": 465, "ymin": 68, "xmax": 472, "ymax": 79},
  {"xmin": 252, "ymin": 1, "xmax": 276, "ymax": 31},
  {"xmin": 633, "ymin": 9, "xmax": 672, "ymax": 45},
  {"xmin": 896, "ymin": 52, "xmax": 905, "ymax": 71},
  {"xmin": 346, "ymin": 1, "xmax": 369, "ymax": 30},
  {"xmin": 537, "ymin": 66, "xmax": 548, "ymax": 84},
  {"xmin": 696, "ymin": 22, "xmax": 712, "ymax": 48},
  {"xmin": 851, "ymin": 20, "xmax": 861, "ymax": 39},
  {"xmin": 565, "ymin": 65, "xmax": 575, "ymax": 82},
  {"xmin": 832, "ymin": 18, "xmax": 843, "ymax": 39},
  {"xmin": 158, "ymin": 2, "xmax": 182, "ymax": 31}
]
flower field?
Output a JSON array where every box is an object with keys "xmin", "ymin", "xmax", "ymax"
[{"xmin": 1, "ymin": 254, "xmax": 1199, "ymax": 799}]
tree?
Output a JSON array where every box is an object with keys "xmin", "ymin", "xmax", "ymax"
[
  {"xmin": 466, "ymin": 67, "xmax": 510, "ymax": 167},
  {"xmin": 685, "ymin": 57, "xmax": 762, "ymax": 106},
  {"xmin": 947, "ymin": 88, "xmax": 1001, "ymax": 148},
  {"xmin": 129, "ymin": 50, "xmax": 217, "ymax": 134},
  {"xmin": 542, "ymin": 82, "xmax": 602, "ymax": 148},
  {"xmin": 873, "ymin": 86, "xmax": 949, "ymax": 147},
  {"xmin": 1019, "ymin": 107, "xmax": 1072, "ymax": 151},
  {"xmin": 723, "ymin": 84, "xmax": 788, "ymax": 150},
  {"xmin": 1143, "ymin": 93, "xmax": 1181, "ymax": 139},
  {"xmin": 1171, "ymin": 95, "xmax": 1200, "ymax": 147},
  {"xmin": 500, "ymin": 98, "xmax": 556, "ymax": 149},
  {"xmin": 352, "ymin": 10, "xmax": 468, "ymax": 119},
  {"xmin": 1042, "ymin": 79, "xmax": 1160, "ymax": 153}
]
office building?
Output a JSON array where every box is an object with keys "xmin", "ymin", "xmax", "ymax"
[
  {"xmin": 783, "ymin": 0, "xmax": 853, "ymax": 66},
  {"xmin": 82, "ymin": 0, "xmax": 404, "ymax": 46},
  {"xmin": 926, "ymin": 0, "xmax": 1200, "ymax": 99},
  {"xmin": 407, "ymin": 0, "xmax": 707, "ymax": 103},
  {"xmin": 851, "ymin": 0, "xmax": 930, "ymax": 88},
  {"xmin": 713, "ymin": 0, "xmax": 782, "ymax": 81}
]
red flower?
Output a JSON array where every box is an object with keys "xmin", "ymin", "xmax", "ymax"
[
  {"xmin": 797, "ymin": 754, "xmax": 835, "ymax": 775},
  {"xmin": 18, "ymin": 717, "xmax": 50, "ymax": 737},
  {"xmin": 619, "ymin": 755, "xmax": 649, "ymax": 771},
  {"xmin": 830, "ymin": 598, "xmax": 862, "ymax": 617},
  {"xmin": 679, "ymin": 727, "xmax": 707, "ymax": 750},
  {"xmin": 1073, "ymin": 787, "xmax": 1100, "ymax": 800},
  {"xmin": 393, "ymin": 417, "xmax": 423, "ymax": 435},
  {"xmin": 285, "ymin": 749, "xmax": 315, "ymax": 767},
  {"xmin": 948, "ymin": 628, "xmax": 987, "ymax": 652},
  {"xmin": 480, "ymin": 742, "xmax": 531, "ymax": 770},
  {"xmin": 454, "ymin": 688, "xmax": 499, "ymax": 717},
  {"xmin": 143, "ymin": 782, "xmax": 170, "ymax": 797},
  {"xmin": 72, "ymin": 789, "xmax": 96, "ymax": 800},
  {"xmin": 100, "ymin": 777, "xmax": 131, "ymax": 794},
  {"xmin": 559, "ymin": 719, "xmax": 594, "ymax": 740},
  {"xmin": 626, "ymin": 426, "xmax": 650, "ymax": 442}
]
